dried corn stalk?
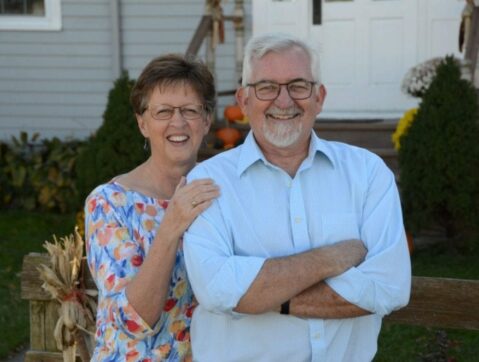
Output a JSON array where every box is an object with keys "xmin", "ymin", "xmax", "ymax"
[{"xmin": 38, "ymin": 227, "xmax": 97, "ymax": 362}]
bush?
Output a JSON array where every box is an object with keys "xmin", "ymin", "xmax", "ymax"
[
  {"xmin": 0, "ymin": 132, "xmax": 40, "ymax": 210},
  {"xmin": 75, "ymin": 72, "xmax": 146, "ymax": 203},
  {"xmin": 36, "ymin": 137, "xmax": 85, "ymax": 212},
  {"xmin": 0, "ymin": 132, "xmax": 84, "ymax": 212},
  {"xmin": 398, "ymin": 56, "xmax": 479, "ymax": 242}
]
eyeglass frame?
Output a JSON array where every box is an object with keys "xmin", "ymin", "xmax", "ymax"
[
  {"xmin": 246, "ymin": 79, "xmax": 317, "ymax": 101},
  {"xmin": 144, "ymin": 104, "xmax": 206, "ymax": 121}
]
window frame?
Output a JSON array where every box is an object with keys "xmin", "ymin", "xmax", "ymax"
[{"xmin": 0, "ymin": 0, "xmax": 61, "ymax": 31}]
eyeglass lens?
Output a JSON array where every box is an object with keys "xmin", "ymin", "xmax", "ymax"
[
  {"xmin": 253, "ymin": 80, "xmax": 314, "ymax": 100},
  {"xmin": 149, "ymin": 105, "xmax": 204, "ymax": 120}
]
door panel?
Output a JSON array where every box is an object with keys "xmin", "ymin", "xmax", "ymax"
[
  {"xmin": 418, "ymin": 0, "xmax": 463, "ymax": 60},
  {"xmin": 320, "ymin": 20, "xmax": 355, "ymax": 86},
  {"xmin": 252, "ymin": 0, "xmax": 309, "ymax": 39},
  {"xmin": 370, "ymin": 18, "xmax": 404, "ymax": 85}
]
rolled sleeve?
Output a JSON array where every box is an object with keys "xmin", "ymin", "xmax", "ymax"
[
  {"xmin": 184, "ymin": 163, "xmax": 266, "ymax": 315},
  {"xmin": 112, "ymin": 289, "xmax": 166, "ymax": 339},
  {"xmin": 184, "ymin": 204, "xmax": 266, "ymax": 314},
  {"xmin": 326, "ymin": 157, "xmax": 411, "ymax": 315}
]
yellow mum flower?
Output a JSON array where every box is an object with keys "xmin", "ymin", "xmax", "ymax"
[{"xmin": 392, "ymin": 108, "xmax": 418, "ymax": 151}]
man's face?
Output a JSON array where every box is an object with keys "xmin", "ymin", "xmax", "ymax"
[{"xmin": 237, "ymin": 46, "xmax": 326, "ymax": 150}]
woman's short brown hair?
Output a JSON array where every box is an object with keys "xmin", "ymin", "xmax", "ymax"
[{"xmin": 130, "ymin": 54, "xmax": 216, "ymax": 116}]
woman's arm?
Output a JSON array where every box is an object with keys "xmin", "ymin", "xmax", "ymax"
[
  {"xmin": 86, "ymin": 178, "xmax": 219, "ymax": 335},
  {"xmin": 125, "ymin": 178, "xmax": 219, "ymax": 326}
]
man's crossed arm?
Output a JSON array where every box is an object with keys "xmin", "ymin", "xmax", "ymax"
[{"xmin": 234, "ymin": 239, "xmax": 370, "ymax": 318}]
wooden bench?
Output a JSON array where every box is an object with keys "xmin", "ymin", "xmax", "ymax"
[{"xmin": 21, "ymin": 253, "xmax": 479, "ymax": 361}]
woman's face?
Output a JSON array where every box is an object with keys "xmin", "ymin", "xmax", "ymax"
[{"xmin": 136, "ymin": 82, "xmax": 211, "ymax": 167}]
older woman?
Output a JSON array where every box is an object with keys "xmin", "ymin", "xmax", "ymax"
[{"xmin": 85, "ymin": 54, "xmax": 219, "ymax": 361}]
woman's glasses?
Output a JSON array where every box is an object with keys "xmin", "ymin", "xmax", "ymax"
[{"xmin": 146, "ymin": 104, "xmax": 205, "ymax": 121}]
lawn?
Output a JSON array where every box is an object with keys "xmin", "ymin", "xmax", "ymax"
[
  {"xmin": 0, "ymin": 210, "xmax": 478, "ymax": 360},
  {"xmin": 0, "ymin": 210, "xmax": 76, "ymax": 359},
  {"xmin": 375, "ymin": 241, "xmax": 479, "ymax": 361}
]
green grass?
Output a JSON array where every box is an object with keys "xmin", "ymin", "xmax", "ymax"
[
  {"xmin": 375, "ymin": 241, "xmax": 479, "ymax": 361},
  {"xmin": 0, "ymin": 210, "xmax": 76, "ymax": 359}
]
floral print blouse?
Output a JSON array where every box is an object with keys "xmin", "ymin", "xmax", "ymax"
[{"xmin": 85, "ymin": 181, "xmax": 195, "ymax": 362}]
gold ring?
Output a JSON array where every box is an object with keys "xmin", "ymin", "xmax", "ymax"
[{"xmin": 191, "ymin": 200, "xmax": 197, "ymax": 207}]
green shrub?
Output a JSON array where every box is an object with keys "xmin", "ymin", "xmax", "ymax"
[
  {"xmin": 398, "ymin": 56, "xmax": 479, "ymax": 242},
  {"xmin": 75, "ymin": 72, "xmax": 146, "ymax": 203},
  {"xmin": 0, "ymin": 132, "xmax": 37, "ymax": 209},
  {"xmin": 35, "ymin": 137, "xmax": 85, "ymax": 212},
  {"xmin": 0, "ymin": 132, "xmax": 84, "ymax": 212}
]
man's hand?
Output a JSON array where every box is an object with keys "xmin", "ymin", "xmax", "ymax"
[{"xmin": 290, "ymin": 282, "xmax": 370, "ymax": 319}]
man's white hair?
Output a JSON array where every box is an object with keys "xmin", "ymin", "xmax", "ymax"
[{"xmin": 241, "ymin": 32, "xmax": 321, "ymax": 86}]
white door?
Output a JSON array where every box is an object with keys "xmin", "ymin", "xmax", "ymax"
[{"xmin": 252, "ymin": 0, "xmax": 464, "ymax": 119}]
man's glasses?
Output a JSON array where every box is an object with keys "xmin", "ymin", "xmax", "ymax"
[
  {"xmin": 146, "ymin": 104, "xmax": 205, "ymax": 121},
  {"xmin": 246, "ymin": 79, "xmax": 317, "ymax": 101}
]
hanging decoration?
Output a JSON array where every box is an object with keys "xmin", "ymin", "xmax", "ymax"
[{"xmin": 207, "ymin": 0, "xmax": 225, "ymax": 49}]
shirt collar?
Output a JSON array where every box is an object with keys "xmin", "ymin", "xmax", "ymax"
[
  {"xmin": 236, "ymin": 130, "xmax": 336, "ymax": 176},
  {"xmin": 236, "ymin": 131, "xmax": 265, "ymax": 176}
]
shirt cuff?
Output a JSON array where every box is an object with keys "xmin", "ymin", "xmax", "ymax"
[
  {"xmin": 202, "ymin": 256, "xmax": 266, "ymax": 315},
  {"xmin": 325, "ymin": 267, "xmax": 377, "ymax": 314}
]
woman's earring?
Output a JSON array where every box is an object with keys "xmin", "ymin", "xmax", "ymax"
[{"xmin": 144, "ymin": 138, "xmax": 149, "ymax": 151}]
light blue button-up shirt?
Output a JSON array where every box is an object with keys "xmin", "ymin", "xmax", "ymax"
[{"xmin": 184, "ymin": 131, "xmax": 411, "ymax": 362}]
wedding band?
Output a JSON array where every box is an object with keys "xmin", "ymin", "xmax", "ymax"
[{"xmin": 191, "ymin": 200, "xmax": 198, "ymax": 207}]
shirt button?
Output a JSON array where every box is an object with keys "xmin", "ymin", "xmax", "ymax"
[
  {"xmin": 294, "ymin": 217, "xmax": 302, "ymax": 224},
  {"xmin": 314, "ymin": 332, "xmax": 321, "ymax": 339}
]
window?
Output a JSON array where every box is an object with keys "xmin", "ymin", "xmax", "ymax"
[
  {"xmin": 0, "ymin": 0, "xmax": 45, "ymax": 15},
  {"xmin": 0, "ymin": 0, "xmax": 61, "ymax": 30}
]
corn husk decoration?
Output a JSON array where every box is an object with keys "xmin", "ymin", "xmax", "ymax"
[{"xmin": 38, "ymin": 227, "xmax": 97, "ymax": 362}]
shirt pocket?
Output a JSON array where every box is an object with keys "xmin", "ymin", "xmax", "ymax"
[{"xmin": 320, "ymin": 213, "xmax": 360, "ymax": 245}]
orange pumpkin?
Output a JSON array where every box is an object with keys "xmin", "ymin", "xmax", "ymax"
[
  {"xmin": 224, "ymin": 104, "xmax": 244, "ymax": 123},
  {"xmin": 215, "ymin": 127, "xmax": 242, "ymax": 149}
]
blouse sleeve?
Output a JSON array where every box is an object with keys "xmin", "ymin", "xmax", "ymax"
[{"xmin": 85, "ymin": 187, "xmax": 166, "ymax": 340}]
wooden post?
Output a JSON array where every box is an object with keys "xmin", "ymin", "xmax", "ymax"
[
  {"xmin": 384, "ymin": 276, "xmax": 479, "ymax": 330},
  {"xmin": 204, "ymin": 1, "xmax": 216, "ymax": 75},
  {"xmin": 185, "ymin": 15, "xmax": 213, "ymax": 57},
  {"xmin": 233, "ymin": 0, "xmax": 245, "ymax": 85}
]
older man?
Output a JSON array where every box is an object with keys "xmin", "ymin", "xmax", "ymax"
[{"xmin": 184, "ymin": 33, "xmax": 411, "ymax": 362}]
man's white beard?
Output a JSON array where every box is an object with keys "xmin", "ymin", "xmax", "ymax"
[{"xmin": 262, "ymin": 116, "xmax": 303, "ymax": 148}]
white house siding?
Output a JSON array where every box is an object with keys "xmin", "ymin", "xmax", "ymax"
[
  {"xmin": 0, "ymin": 0, "xmax": 251, "ymax": 140},
  {"xmin": 0, "ymin": 0, "xmax": 114, "ymax": 140}
]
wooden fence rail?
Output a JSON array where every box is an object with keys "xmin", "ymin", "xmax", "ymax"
[{"xmin": 21, "ymin": 253, "xmax": 479, "ymax": 361}]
